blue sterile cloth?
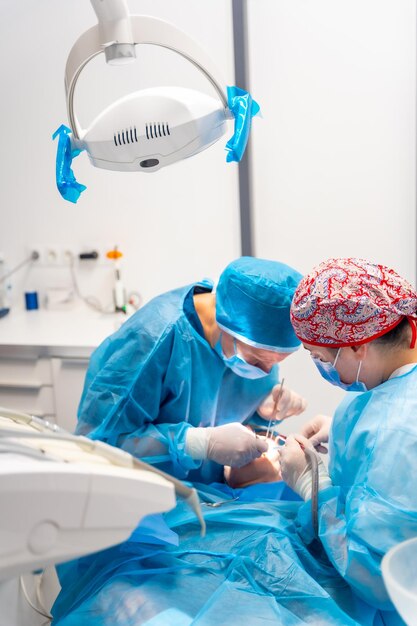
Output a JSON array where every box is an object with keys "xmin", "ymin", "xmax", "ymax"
[
  {"xmin": 52, "ymin": 125, "xmax": 86, "ymax": 203},
  {"xmin": 51, "ymin": 482, "xmax": 370, "ymax": 626},
  {"xmin": 225, "ymin": 86, "xmax": 260, "ymax": 162},
  {"xmin": 129, "ymin": 514, "xmax": 179, "ymax": 547},
  {"xmin": 54, "ymin": 368, "xmax": 417, "ymax": 625}
]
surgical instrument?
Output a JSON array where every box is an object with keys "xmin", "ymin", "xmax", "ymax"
[
  {"xmin": 203, "ymin": 496, "xmax": 240, "ymax": 508},
  {"xmin": 277, "ymin": 432, "xmax": 320, "ymax": 537},
  {"xmin": 265, "ymin": 378, "xmax": 285, "ymax": 439}
]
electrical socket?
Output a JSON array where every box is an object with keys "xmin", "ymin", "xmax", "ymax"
[
  {"xmin": 44, "ymin": 246, "xmax": 60, "ymax": 265},
  {"xmin": 61, "ymin": 248, "xmax": 77, "ymax": 265},
  {"xmin": 26, "ymin": 245, "xmax": 74, "ymax": 266},
  {"xmin": 27, "ymin": 245, "xmax": 42, "ymax": 264}
]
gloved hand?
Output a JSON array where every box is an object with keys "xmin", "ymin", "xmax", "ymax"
[
  {"xmin": 257, "ymin": 386, "xmax": 307, "ymax": 421},
  {"xmin": 300, "ymin": 415, "xmax": 332, "ymax": 453},
  {"xmin": 278, "ymin": 434, "xmax": 332, "ymax": 500},
  {"xmin": 185, "ymin": 423, "xmax": 268, "ymax": 468}
]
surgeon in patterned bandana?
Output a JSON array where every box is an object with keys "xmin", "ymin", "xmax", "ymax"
[{"xmin": 278, "ymin": 257, "xmax": 417, "ymax": 625}]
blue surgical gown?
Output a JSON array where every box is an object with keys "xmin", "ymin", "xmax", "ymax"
[
  {"xmin": 76, "ymin": 282, "xmax": 277, "ymax": 483},
  {"xmin": 297, "ymin": 364, "xmax": 417, "ymax": 625}
]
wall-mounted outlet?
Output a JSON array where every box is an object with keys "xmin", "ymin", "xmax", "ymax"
[
  {"xmin": 27, "ymin": 245, "xmax": 77, "ymax": 266},
  {"xmin": 27, "ymin": 245, "xmax": 42, "ymax": 264},
  {"xmin": 44, "ymin": 247, "xmax": 60, "ymax": 265},
  {"xmin": 62, "ymin": 248, "xmax": 77, "ymax": 265}
]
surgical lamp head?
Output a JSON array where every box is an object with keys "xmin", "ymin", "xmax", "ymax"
[
  {"xmin": 54, "ymin": 0, "xmax": 260, "ymax": 202},
  {"xmin": 64, "ymin": 3, "xmax": 231, "ymax": 174}
]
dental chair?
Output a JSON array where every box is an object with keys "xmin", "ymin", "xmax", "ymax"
[{"xmin": 0, "ymin": 408, "xmax": 203, "ymax": 625}]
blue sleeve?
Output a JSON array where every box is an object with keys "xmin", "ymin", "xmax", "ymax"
[
  {"xmin": 296, "ymin": 488, "xmax": 394, "ymax": 610},
  {"xmin": 76, "ymin": 325, "xmax": 202, "ymax": 479},
  {"xmin": 297, "ymin": 427, "xmax": 417, "ymax": 610}
]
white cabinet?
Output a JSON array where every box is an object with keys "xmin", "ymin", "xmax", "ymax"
[
  {"xmin": 51, "ymin": 358, "xmax": 89, "ymax": 432},
  {"xmin": 0, "ymin": 356, "xmax": 55, "ymax": 418},
  {"xmin": 0, "ymin": 351, "xmax": 89, "ymax": 433},
  {"xmin": 0, "ymin": 309, "xmax": 120, "ymax": 432},
  {"xmin": 0, "ymin": 384, "xmax": 55, "ymax": 418},
  {"xmin": 0, "ymin": 357, "xmax": 52, "ymax": 387}
]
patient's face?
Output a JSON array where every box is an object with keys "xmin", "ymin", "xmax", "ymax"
[{"xmin": 224, "ymin": 436, "xmax": 282, "ymax": 488}]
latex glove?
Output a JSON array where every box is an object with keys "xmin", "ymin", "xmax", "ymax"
[
  {"xmin": 257, "ymin": 386, "xmax": 307, "ymax": 421},
  {"xmin": 300, "ymin": 415, "xmax": 332, "ymax": 453},
  {"xmin": 185, "ymin": 423, "xmax": 268, "ymax": 468},
  {"xmin": 278, "ymin": 434, "xmax": 332, "ymax": 500},
  {"xmin": 224, "ymin": 436, "xmax": 282, "ymax": 488}
]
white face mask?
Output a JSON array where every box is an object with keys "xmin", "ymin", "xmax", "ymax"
[
  {"xmin": 215, "ymin": 336, "xmax": 269, "ymax": 379},
  {"xmin": 312, "ymin": 348, "xmax": 368, "ymax": 392}
]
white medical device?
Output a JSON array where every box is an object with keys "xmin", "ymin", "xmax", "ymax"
[
  {"xmin": 0, "ymin": 411, "xmax": 171, "ymax": 581},
  {"xmin": 381, "ymin": 537, "xmax": 417, "ymax": 626},
  {"xmin": 66, "ymin": 0, "xmax": 232, "ymax": 172},
  {"xmin": 0, "ymin": 409, "xmax": 175, "ymax": 624},
  {"xmin": 0, "ymin": 409, "xmax": 205, "ymax": 580}
]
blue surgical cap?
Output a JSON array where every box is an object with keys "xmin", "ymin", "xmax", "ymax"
[{"xmin": 216, "ymin": 257, "xmax": 302, "ymax": 352}]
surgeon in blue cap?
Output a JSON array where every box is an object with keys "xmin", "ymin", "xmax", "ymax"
[{"xmin": 76, "ymin": 257, "xmax": 306, "ymax": 483}]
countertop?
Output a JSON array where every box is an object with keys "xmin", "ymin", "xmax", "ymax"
[{"xmin": 0, "ymin": 307, "xmax": 127, "ymax": 358}]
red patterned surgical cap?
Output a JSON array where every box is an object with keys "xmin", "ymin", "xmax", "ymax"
[{"xmin": 290, "ymin": 258, "xmax": 417, "ymax": 347}]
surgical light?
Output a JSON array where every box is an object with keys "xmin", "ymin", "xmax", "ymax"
[{"xmin": 53, "ymin": 0, "xmax": 260, "ymax": 202}]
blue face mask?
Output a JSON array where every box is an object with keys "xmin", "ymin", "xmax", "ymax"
[
  {"xmin": 215, "ymin": 336, "xmax": 269, "ymax": 379},
  {"xmin": 312, "ymin": 348, "xmax": 368, "ymax": 392}
]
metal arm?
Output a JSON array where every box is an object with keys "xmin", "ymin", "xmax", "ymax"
[
  {"xmin": 90, "ymin": 0, "xmax": 133, "ymax": 43},
  {"xmin": 90, "ymin": 0, "xmax": 136, "ymax": 64},
  {"xmin": 65, "ymin": 15, "xmax": 230, "ymax": 140}
]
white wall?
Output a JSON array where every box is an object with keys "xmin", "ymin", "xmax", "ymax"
[
  {"xmin": 0, "ymin": 1, "xmax": 415, "ymax": 431},
  {"xmin": 247, "ymin": 0, "xmax": 416, "ymax": 430},
  {"xmin": 0, "ymin": 0, "xmax": 240, "ymax": 309}
]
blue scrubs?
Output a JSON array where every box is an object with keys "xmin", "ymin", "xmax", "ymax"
[
  {"xmin": 76, "ymin": 282, "xmax": 277, "ymax": 482},
  {"xmin": 297, "ymin": 365, "xmax": 417, "ymax": 625}
]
